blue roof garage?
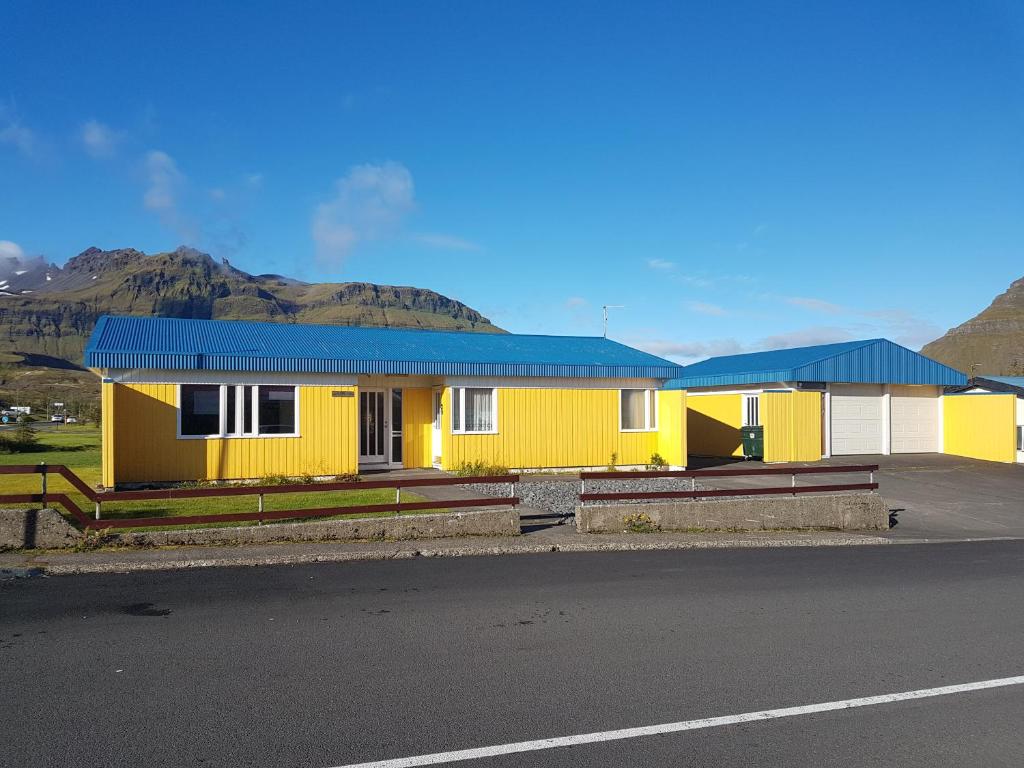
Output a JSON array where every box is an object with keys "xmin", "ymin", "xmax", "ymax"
[{"xmin": 666, "ymin": 339, "xmax": 967, "ymax": 460}]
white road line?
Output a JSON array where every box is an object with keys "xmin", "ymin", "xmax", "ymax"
[{"xmin": 330, "ymin": 674, "xmax": 1024, "ymax": 768}]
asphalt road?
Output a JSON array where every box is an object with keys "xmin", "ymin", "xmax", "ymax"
[{"xmin": 3, "ymin": 542, "xmax": 1024, "ymax": 767}]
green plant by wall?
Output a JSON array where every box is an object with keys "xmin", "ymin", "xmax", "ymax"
[
  {"xmin": 647, "ymin": 453, "xmax": 667, "ymax": 470},
  {"xmin": 606, "ymin": 452, "xmax": 618, "ymax": 472},
  {"xmin": 623, "ymin": 512, "xmax": 660, "ymax": 533},
  {"xmin": 452, "ymin": 460, "xmax": 510, "ymax": 477}
]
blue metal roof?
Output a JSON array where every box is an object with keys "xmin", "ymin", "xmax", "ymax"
[
  {"xmin": 985, "ymin": 376, "xmax": 1024, "ymax": 388},
  {"xmin": 664, "ymin": 338, "xmax": 966, "ymax": 388},
  {"xmin": 85, "ymin": 316, "xmax": 683, "ymax": 378}
]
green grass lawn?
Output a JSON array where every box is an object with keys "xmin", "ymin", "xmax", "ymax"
[{"xmin": 0, "ymin": 425, "xmax": 445, "ymax": 529}]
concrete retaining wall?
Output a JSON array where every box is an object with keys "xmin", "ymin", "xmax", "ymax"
[
  {"xmin": 0, "ymin": 508, "xmax": 82, "ymax": 549},
  {"xmin": 0, "ymin": 507, "xmax": 518, "ymax": 550},
  {"xmin": 576, "ymin": 493, "xmax": 889, "ymax": 533},
  {"xmin": 115, "ymin": 507, "xmax": 519, "ymax": 547}
]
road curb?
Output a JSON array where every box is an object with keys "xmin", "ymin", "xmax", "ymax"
[{"xmin": 12, "ymin": 534, "xmax": 892, "ymax": 575}]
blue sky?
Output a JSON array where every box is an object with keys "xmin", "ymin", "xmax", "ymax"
[{"xmin": 2, "ymin": 1, "xmax": 1023, "ymax": 362}]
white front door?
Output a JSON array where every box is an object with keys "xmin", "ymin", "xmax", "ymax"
[
  {"xmin": 359, "ymin": 389, "xmax": 387, "ymax": 465},
  {"xmin": 831, "ymin": 384, "xmax": 884, "ymax": 455},
  {"xmin": 431, "ymin": 388, "xmax": 443, "ymax": 468},
  {"xmin": 891, "ymin": 385, "xmax": 939, "ymax": 453}
]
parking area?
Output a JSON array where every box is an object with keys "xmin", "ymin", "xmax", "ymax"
[{"xmin": 690, "ymin": 454, "xmax": 1024, "ymax": 540}]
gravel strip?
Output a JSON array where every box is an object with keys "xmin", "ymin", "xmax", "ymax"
[{"xmin": 466, "ymin": 476, "xmax": 708, "ymax": 517}]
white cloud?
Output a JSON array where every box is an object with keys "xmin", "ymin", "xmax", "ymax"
[
  {"xmin": 565, "ymin": 296, "xmax": 588, "ymax": 308},
  {"xmin": 646, "ymin": 258, "xmax": 676, "ymax": 271},
  {"xmin": 245, "ymin": 172, "xmax": 264, "ymax": 188},
  {"xmin": 686, "ymin": 301, "xmax": 728, "ymax": 317},
  {"xmin": 312, "ymin": 161, "xmax": 415, "ymax": 263},
  {"xmin": 0, "ymin": 240, "xmax": 25, "ymax": 260},
  {"xmin": 632, "ymin": 338, "xmax": 745, "ymax": 365},
  {"xmin": 785, "ymin": 296, "xmax": 845, "ymax": 315},
  {"xmin": 411, "ymin": 232, "xmax": 481, "ymax": 252},
  {"xmin": 80, "ymin": 119, "xmax": 119, "ymax": 157},
  {"xmin": 143, "ymin": 150, "xmax": 184, "ymax": 213},
  {"xmin": 755, "ymin": 326, "xmax": 854, "ymax": 350},
  {"xmin": 0, "ymin": 103, "xmax": 36, "ymax": 157}
]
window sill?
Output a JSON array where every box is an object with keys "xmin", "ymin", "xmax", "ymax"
[
  {"xmin": 620, "ymin": 428, "xmax": 658, "ymax": 433},
  {"xmin": 451, "ymin": 430, "xmax": 499, "ymax": 436}
]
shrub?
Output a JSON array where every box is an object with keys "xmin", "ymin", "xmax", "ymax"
[
  {"xmin": 334, "ymin": 473, "xmax": 361, "ymax": 482},
  {"xmin": 452, "ymin": 460, "xmax": 510, "ymax": 477},
  {"xmin": 0, "ymin": 423, "xmax": 40, "ymax": 453},
  {"xmin": 623, "ymin": 512, "xmax": 660, "ymax": 534},
  {"xmin": 647, "ymin": 453, "xmax": 668, "ymax": 470},
  {"xmin": 258, "ymin": 474, "xmax": 291, "ymax": 486},
  {"xmin": 298, "ymin": 472, "xmax": 316, "ymax": 484},
  {"xmin": 606, "ymin": 452, "xmax": 618, "ymax": 472}
]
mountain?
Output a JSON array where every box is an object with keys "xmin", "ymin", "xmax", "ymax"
[
  {"xmin": 921, "ymin": 276, "xmax": 1024, "ymax": 376},
  {"xmin": 0, "ymin": 245, "xmax": 502, "ymax": 414}
]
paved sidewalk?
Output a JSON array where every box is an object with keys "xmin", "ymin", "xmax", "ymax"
[{"xmin": 0, "ymin": 529, "xmax": 890, "ymax": 576}]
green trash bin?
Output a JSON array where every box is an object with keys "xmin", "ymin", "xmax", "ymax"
[{"xmin": 742, "ymin": 425, "xmax": 764, "ymax": 459}]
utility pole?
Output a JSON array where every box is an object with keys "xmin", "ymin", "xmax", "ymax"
[{"xmin": 602, "ymin": 305, "xmax": 624, "ymax": 338}]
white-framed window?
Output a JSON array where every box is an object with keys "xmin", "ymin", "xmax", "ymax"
[
  {"xmin": 1017, "ymin": 425, "xmax": 1023, "ymax": 452},
  {"xmin": 178, "ymin": 384, "xmax": 299, "ymax": 438},
  {"xmin": 450, "ymin": 387, "xmax": 497, "ymax": 434},
  {"xmin": 620, "ymin": 389, "xmax": 657, "ymax": 432},
  {"xmin": 743, "ymin": 394, "xmax": 760, "ymax": 427}
]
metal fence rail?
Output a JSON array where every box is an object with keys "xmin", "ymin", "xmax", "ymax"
[
  {"xmin": 0, "ymin": 464, "xmax": 519, "ymax": 529},
  {"xmin": 578, "ymin": 464, "xmax": 879, "ymax": 504}
]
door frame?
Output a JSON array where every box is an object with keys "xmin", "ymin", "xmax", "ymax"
[
  {"xmin": 358, "ymin": 387, "xmax": 405, "ymax": 469},
  {"xmin": 431, "ymin": 386, "xmax": 443, "ymax": 469}
]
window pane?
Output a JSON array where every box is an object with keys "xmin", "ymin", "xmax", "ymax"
[
  {"xmin": 452, "ymin": 389, "xmax": 461, "ymax": 432},
  {"xmin": 464, "ymin": 388, "xmax": 493, "ymax": 432},
  {"xmin": 258, "ymin": 386, "xmax": 296, "ymax": 434},
  {"xmin": 225, "ymin": 386, "xmax": 237, "ymax": 435},
  {"xmin": 621, "ymin": 389, "xmax": 645, "ymax": 430},
  {"xmin": 181, "ymin": 384, "xmax": 220, "ymax": 436},
  {"xmin": 647, "ymin": 390, "xmax": 657, "ymax": 430},
  {"xmin": 243, "ymin": 386, "xmax": 254, "ymax": 434}
]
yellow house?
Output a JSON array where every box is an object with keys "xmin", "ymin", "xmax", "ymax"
[
  {"xmin": 86, "ymin": 316, "xmax": 687, "ymax": 487},
  {"xmin": 665, "ymin": 339, "xmax": 967, "ymax": 463}
]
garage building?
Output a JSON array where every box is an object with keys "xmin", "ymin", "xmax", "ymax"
[{"xmin": 666, "ymin": 339, "xmax": 966, "ymax": 462}]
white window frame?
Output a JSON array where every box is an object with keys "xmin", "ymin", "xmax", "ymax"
[
  {"xmin": 620, "ymin": 389, "xmax": 658, "ymax": 432},
  {"xmin": 177, "ymin": 384, "xmax": 300, "ymax": 439},
  {"xmin": 742, "ymin": 393, "xmax": 760, "ymax": 427},
  {"xmin": 450, "ymin": 387, "xmax": 498, "ymax": 435}
]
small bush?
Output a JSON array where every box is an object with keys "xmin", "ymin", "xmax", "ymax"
[
  {"xmin": 0, "ymin": 423, "xmax": 40, "ymax": 453},
  {"xmin": 258, "ymin": 474, "xmax": 291, "ymax": 486},
  {"xmin": 606, "ymin": 452, "xmax": 618, "ymax": 472},
  {"xmin": 623, "ymin": 512, "xmax": 660, "ymax": 534},
  {"xmin": 72, "ymin": 527, "xmax": 116, "ymax": 552},
  {"xmin": 334, "ymin": 473, "xmax": 361, "ymax": 482},
  {"xmin": 647, "ymin": 453, "xmax": 668, "ymax": 470},
  {"xmin": 298, "ymin": 472, "xmax": 316, "ymax": 484},
  {"xmin": 452, "ymin": 460, "xmax": 510, "ymax": 477}
]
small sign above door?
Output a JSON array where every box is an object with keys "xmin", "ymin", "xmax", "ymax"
[{"xmin": 332, "ymin": 391, "xmax": 355, "ymax": 398}]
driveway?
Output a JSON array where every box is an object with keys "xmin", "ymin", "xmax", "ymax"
[{"xmin": 690, "ymin": 453, "xmax": 1024, "ymax": 541}]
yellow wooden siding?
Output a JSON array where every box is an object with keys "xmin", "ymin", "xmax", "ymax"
[
  {"xmin": 101, "ymin": 380, "xmax": 116, "ymax": 488},
  {"xmin": 107, "ymin": 383, "xmax": 358, "ymax": 484},
  {"xmin": 656, "ymin": 389, "xmax": 688, "ymax": 467},
  {"xmin": 401, "ymin": 388, "xmax": 434, "ymax": 469},
  {"xmin": 441, "ymin": 388, "xmax": 659, "ymax": 470},
  {"xmin": 762, "ymin": 391, "xmax": 822, "ymax": 463},
  {"xmin": 943, "ymin": 394, "xmax": 1016, "ymax": 464},
  {"xmin": 686, "ymin": 394, "xmax": 743, "ymax": 457}
]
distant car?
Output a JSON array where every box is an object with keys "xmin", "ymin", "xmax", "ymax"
[
  {"xmin": 51, "ymin": 414, "xmax": 65, "ymax": 422},
  {"xmin": 65, "ymin": 416, "xmax": 78, "ymax": 423}
]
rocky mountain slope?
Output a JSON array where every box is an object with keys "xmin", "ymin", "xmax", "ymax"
[
  {"xmin": 921, "ymin": 276, "xmax": 1024, "ymax": 375},
  {"xmin": 0, "ymin": 245, "xmax": 501, "ymax": 414}
]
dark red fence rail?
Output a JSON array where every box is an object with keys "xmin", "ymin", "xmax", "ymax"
[
  {"xmin": 0, "ymin": 464, "xmax": 518, "ymax": 530},
  {"xmin": 579, "ymin": 464, "xmax": 879, "ymax": 503}
]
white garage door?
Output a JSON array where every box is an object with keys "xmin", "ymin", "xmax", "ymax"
[
  {"xmin": 831, "ymin": 384, "xmax": 884, "ymax": 455},
  {"xmin": 891, "ymin": 385, "xmax": 939, "ymax": 454}
]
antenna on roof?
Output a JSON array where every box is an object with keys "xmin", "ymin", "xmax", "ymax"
[{"xmin": 602, "ymin": 305, "xmax": 624, "ymax": 338}]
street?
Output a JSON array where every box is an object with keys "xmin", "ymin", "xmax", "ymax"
[{"xmin": 3, "ymin": 541, "xmax": 1024, "ymax": 767}]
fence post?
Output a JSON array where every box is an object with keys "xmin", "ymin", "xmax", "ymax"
[
  {"xmin": 395, "ymin": 485, "xmax": 401, "ymax": 515},
  {"xmin": 791, "ymin": 473, "xmax": 797, "ymax": 496},
  {"xmin": 39, "ymin": 462, "xmax": 47, "ymax": 508},
  {"xmin": 257, "ymin": 493, "xmax": 264, "ymax": 525},
  {"xmin": 95, "ymin": 501, "xmax": 101, "ymax": 520},
  {"xmin": 869, "ymin": 469, "xmax": 875, "ymax": 491},
  {"xmin": 580, "ymin": 476, "xmax": 585, "ymax": 508}
]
